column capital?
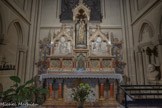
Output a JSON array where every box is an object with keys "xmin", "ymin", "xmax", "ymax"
[
  {"xmin": 109, "ymin": 79, "xmax": 115, "ymax": 84},
  {"xmin": 59, "ymin": 58, "xmax": 63, "ymax": 61},
  {"xmin": 99, "ymin": 79, "xmax": 106, "ymax": 84},
  {"xmin": 47, "ymin": 79, "xmax": 53, "ymax": 84},
  {"xmin": 99, "ymin": 58, "xmax": 103, "ymax": 61},
  {"xmin": 57, "ymin": 79, "xmax": 63, "ymax": 84}
]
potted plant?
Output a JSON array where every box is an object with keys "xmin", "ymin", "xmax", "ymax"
[
  {"xmin": 71, "ymin": 83, "xmax": 95, "ymax": 108},
  {"xmin": 0, "ymin": 76, "xmax": 48, "ymax": 107}
]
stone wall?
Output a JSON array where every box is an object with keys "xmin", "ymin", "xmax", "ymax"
[
  {"xmin": 0, "ymin": 0, "xmax": 42, "ymax": 90},
  {"xmin": 123, "ymin": 0, "xmax": 162, "ymax": 84}
]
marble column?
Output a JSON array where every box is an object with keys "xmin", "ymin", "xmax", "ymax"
[
  {"xmin": 99, "ymin": 79, "xmax": 106, "ymax": 100},
  {"xmin": 108, "ymin": 79, "xmax": 115, "ymax": 101},
  {"xmin": 135, "ymin": 52, "xmax": 140, "ymax": 84},
  {"xmin": 57, "ymin": 79, "xmax": 63, "ymax": 100},
  {"xmin": 95, "ymin": 79, "xmax": 99, "ymax": 100},
  {"xmin": 47, "ymin": 79, "xmax": 54, "ymax": 100},
  {"xmin": 142, "ymin": 49, "xmax": 147, "ymax": 84},
  {"xmin": 63, "ymin": 80, "xmax": 67, "ymax": 101}
]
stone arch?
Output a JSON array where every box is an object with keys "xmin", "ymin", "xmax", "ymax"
[
  {"xmin": 5, "ymin": 20, "xmax": 26, "ymax": 83},
  {"xmin": 0, "ymin": 11, "xmax": 6, "ymax": 45},
  {"xmin": 139, "ymin": 20, "xmax": 154, "ymax": 43},
  {"xmin": 14, "ymin": 22, "xmax": 23, "ymax": 44},
  {"xmin": 89, "ymin": 25, "xmax": 108, "ymax": 43},
  {"xmin": 72, "ymin": 0, "xmax": 91, "ymax": 21},
  {"xmin": 0, "ymin": 6, "xmax": 6, "ymax": 35},
  {"xmin": 53, "ymin": 25, "xmax": 72, "ymax": 43},
  {"xmin": 7, "ymin": 20, "xmax": 24, "ymax": 45}
]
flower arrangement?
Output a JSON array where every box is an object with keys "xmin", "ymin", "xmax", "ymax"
[{"xmin": 71, "ymin": 83, "xmax": 95, "ymax": 108}]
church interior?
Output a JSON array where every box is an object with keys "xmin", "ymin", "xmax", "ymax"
[{"xmin": 0, "ymin": 0, "xmax": 162, "ymax": 107}]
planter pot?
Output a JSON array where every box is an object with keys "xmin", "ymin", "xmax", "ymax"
[{"xmin": 78, "ymin": 102, "xmax": 84, "ymax": 108}]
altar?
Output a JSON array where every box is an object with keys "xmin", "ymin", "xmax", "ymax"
[
  {"xmin": 38, "ymin": 0, "xmax": 124, "ymax": 107},
  {"xmin": 40, "ymin": 73, "xmax": 122, "ymax": 107}
]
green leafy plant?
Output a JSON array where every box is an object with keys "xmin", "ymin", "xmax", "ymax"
[
  {"xmin": 0, "ymin": 76, "xmax": 48, "ymax": 105},
  {"xmin": 71, "ymin": 83, "xmax": 95, "ymax": 108}
]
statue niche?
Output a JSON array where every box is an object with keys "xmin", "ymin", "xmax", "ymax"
[
  {"xmin": 76, "ymin": 19, "xmax": 87, "ymax": 45},
  {"xmin": 75, "ymin": 18, "xmax": 87, "ymax": 47},
  {"xmin": 73, "ymin": 0, "xmax": 90, "ymax": 49},
  {"xmin": 76, "ymin": 54, "xmax": 86, "ymax": 71},
  {"xmin": 54, "ymin": 36, "xmax": 72, "ymax": 55}
]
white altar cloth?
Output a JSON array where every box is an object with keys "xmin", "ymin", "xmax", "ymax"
[{"xmin": 39, "ymin": 73, "xmax": 123, "ymax": 82}]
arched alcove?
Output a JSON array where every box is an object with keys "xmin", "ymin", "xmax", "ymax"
[
  {"xmin": 4, "ymin": 21, "xmax": 25, "ymax": 83},
  {"xmin": 14, "ymin": 22, "xmax": 23, "ymax": 44},
  {"xmin": 137, "ymin": 21, "xmax": 159, "ymax": 84},
  {"xmin": 139, "ymin": 22, "xmax": 154, "ymax": 43},
  {"xmin": 0, "ymin": 7, "xmax": 6, "ymax": 43},
  {"xmin": 5, "ymin": 22, "xmax": 19, "ymax": 64}
]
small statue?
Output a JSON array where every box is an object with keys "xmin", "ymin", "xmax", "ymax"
[
  {"xmin": 77, "ymin": 19, "xmax": 85, "ymax": 44},
  {"xmin": 147, "ymin": 64, "xmax": 159, "ymax": 81}
]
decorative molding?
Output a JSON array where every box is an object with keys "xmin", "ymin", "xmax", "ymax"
[
  {"xmin": 40, "ymin": 74, "xmax": 123, "ymax": 82},
  {"xmin": 72, "ymin": 0, "xmax": 91, "ymax": 21},
  {"xmin": 138, "ymin": 20, "xmax": 154, "ymax": 43},
  {"xmin": 99, "ymin": 79, "xmax": 106, "ymax": 84},
  {"xmin": 40, "ymin": 25, "xmax": 122, "ymax": 29},
  {"xmin": 89, "ymin": 25, "xmax": 109, "ymax": 43},
  {"xmin": 131, "ymin": 0, "xmax": 161, "ymax": 25},
  {"xmin": 1, "ymin": 0, "xmax": 31, "ymax": 24}
]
